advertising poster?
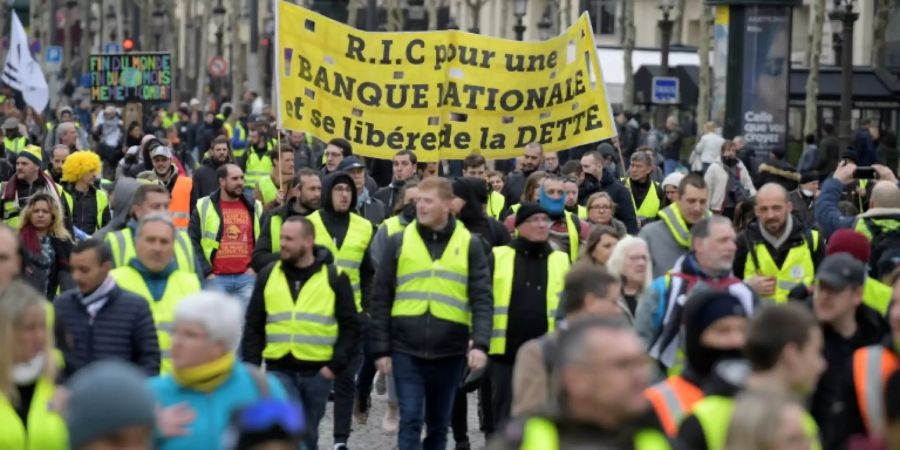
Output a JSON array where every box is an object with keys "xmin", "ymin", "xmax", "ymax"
[{"xmin": 740, "ymin": 6, "xmax": 790, "ymax": 153}]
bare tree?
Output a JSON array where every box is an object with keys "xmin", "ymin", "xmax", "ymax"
[
  {"xmin": 386, "ymin": 0, "xmax": 405, "ymax": 31},
  {"xmin": 346, "ymin": 0, "xmax": 364, "ymax": 27},
  {"xmin": 697, "ymin": 6, "xmax": 714, "ymax": 124},
  {"xmin": 425, "ymin": 0, "xmax": 446, "ymax": 30},
  {"xmin": 622, "ymin": 0, "xmax": 636, "ymax": 111},
  {"xmin": 466, "ymin": 0, "xmax": 492, "ymax": 32},
  {"xmin": 672, "ymin": 0, "xmax": 686, "ymax": 44},
  {"xmin": 804, "ymin": 0, "xmax": 826, "ymax": 137},
  {"xmin": 870, "ymin": 0, "xmax": 896, "ymax": 69}
]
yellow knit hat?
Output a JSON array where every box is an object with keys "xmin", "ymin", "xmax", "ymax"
[{"xmin": 17, "ymin": 145, "xmax": 43, "ymax": 167}]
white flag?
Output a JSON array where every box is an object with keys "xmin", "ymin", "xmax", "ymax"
[{"xmin": 1, "ymin": 12, "xmax": 49, "ymax": 112}]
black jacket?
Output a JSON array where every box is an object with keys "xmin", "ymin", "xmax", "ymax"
[
  {"xmin": 579, "ymin": 169, "xmax": 639, "ymax": 234},
  {"xmin": 251, "ymin": 201, "xmax": 315, "ymax": 273},
  {"xmin": 241, "ymin": 246, "xmax": 359, "ymax": 375},
  {"xmin": 187, "ymin": 189, "xmax": 260, "ymax": 277},
  {"xmin": 190, "ymin": 157, "xmax": 227, "ymax": 208},
  {"xmin": 812, "ymin": 304, "xmax": 890, "ymax": 450},
  {"xmin": 734, "ymin": 216, "xmax": 825, "ymax": 280},
  {"xmin": 755, "ymin": 158, "xmax": 799, "ymax": 191},
  {"xmin": 22, "ymin": 235, "xmax": 73, "ymax": 299},
  {"xmin": 369, "ymin": 216, "xmax": 493, "ymax": 359},
  {"xmin": 503, "ymin": 169, "xmax": 537, "ymax": 206},
  {"xmin": 65, "ymin": 185, "xmax": 110, "ymax": 235},
  {"xmin": 54, "ymin": 283, "xmax": 160, "ymax": 378},
  {"xmin": 357, "ymin": 192, "xmax": 387, "ymax": 226},
  {"xmin": 373, "ymin": 180, "xmax": 408, "ymax": 212},
  {"xmin": 815, "ymin": 134, "xmax": 842, "ymax": 180}
]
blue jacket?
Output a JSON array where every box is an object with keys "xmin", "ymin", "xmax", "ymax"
[
  {"xmin": 54, "ymin": 283, "xmax": 160, "ymax": 378},
  {"xmin": 148, "ymin": 362, "xmax": 288, "ymax": 450},
  {"xmin": 814, "ymin": 177, "xmax": 856, "ymax": 238}
]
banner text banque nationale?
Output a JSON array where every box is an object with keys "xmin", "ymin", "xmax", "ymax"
[{"xmin": 277, "ymin": 2, "xmax": 616, "ymax": 161}]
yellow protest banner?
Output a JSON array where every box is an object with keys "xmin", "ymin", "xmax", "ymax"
[{"xmin": 277, "ymin": 2, "xmax": 616, "ymax": 161}]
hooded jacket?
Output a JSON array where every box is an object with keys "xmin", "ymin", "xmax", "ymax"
[
  {"xmin": 95, "ymin": 178, "xmax": 141, "ymax": 240},
  {"xmin": 369, "ymin": 216, "xmax": 494, "ymax": 359},
  {"xmin": 241, "ymin": 246, "xmax": 359, "ymax": 375},
  {"xmin": 453, "ymin": 176, "xmax": 511, "ymax": 249}
]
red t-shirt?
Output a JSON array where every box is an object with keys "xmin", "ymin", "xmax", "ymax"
[{"xmin": 211, "ymin": 199, "xmax": 253, "ymax": 275}]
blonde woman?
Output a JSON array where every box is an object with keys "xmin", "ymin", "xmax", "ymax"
[
  {"xmin": 19, "ymin": 193, "xmax": 73, "ymax": 298},
  {"xmin": 725, "ymin": 392, "xmax": 812, "ymax": 450},
  {"xmin": 0, "ymin": 280, "xmax": 67, "ymax": 450},
  {"xmin": 606, "ymin": 236, "xmax": 653, "ymax": 317},
  {"xmin": 584, "ymin": 191, "xmax": 627, "ymax": 236}
]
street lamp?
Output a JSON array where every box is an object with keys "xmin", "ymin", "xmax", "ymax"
[
  {"xmin": 106, "ymin": 6, "xmax": 117, "ymax": 42},
  {"xmin": 513, "ymin": 0, "xmax": 528, "ymax": 41},
  {"xmin": 212, "ymin": 0, "xmax": 228, "ymax": 57},
  {"xmin": 537, "ymin": 8, "xmax": 552, "ymax": 40},
  {"xmin": 656, "ymin": 0, "xmax": 675, "ymax": 126},
  {"xmin": 829, "ymin": 0, "xmax": 858, "ymax": 149},
  {"xmin": 152, "ymin": 6, "xmax": 167, "ymax": 51}
]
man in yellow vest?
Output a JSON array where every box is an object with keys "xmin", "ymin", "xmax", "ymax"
[
  {"xmin": 149, "ymin": 145, "xmax": 193, "ymax": 229},
  {"xmin": 638, "ymin": 173, "xmax": 710, "ymax": 278},
  {"xmin": 251, "ymin": 168, "xmax": 321, "ymax": 272},
  {"xmin": 677, "ymin": 304, "xmax": 825, "ymax": 450},
  {"xmin": 624, "ymin": 150, "xmax": 664, "ymax": 227},
  {"xmin": 241, "ymin": 215, "xmax": 359, "ymax": 450},
  {"xmin": 188, "ymin": 164, "xmax": 262, "ymax": 307},
  {"xmin": 1, "ymin": 145, "xmax": 66, "ymax": 229},
  {"xmin": 825, "ymin": 228, "xmax": 894, "ymax": 316},
  {"xmin": 490, "ymin": 317, "xmax": 671, "ymax": 449},
  {"xmin": 308, "ymin": 171, "xmax": 375, "ymax": 448},
  {"xmin": 370, "ymin": 177, "xmax": 492, "ymax": 450},
  {"xmin": 110, "ymin": 213, "xmax": 201, "ymax": 373},
  {"xmin": 254, "ymin": 146, "xmax": 294, "ymax": 212},
  {"xmin": 535, "ymin": 175, "xmax": 588, "ymax": 263},
  {"xmin": 61, "ymin": 150, "xmax": 110, "ymax": 235},
  {"xmin": 735, "ymin": 183, "xmax": 824, "ymax": 304},
  {"xmin": 241, "ymin": 128, "xmax": 273, "ymax": 188},
  {"xmin": 2, "ymin": 117, "xmax": 27, "ymax": 155},
  {"xmin": 104, "ymin": 183, "xmax": 198, "ymax": 274},
  {"xmin": 462, "ymin": 153, "xmax": 507, "ymax": 221},
  {"xmin": 488, "ymin": 203, "xmax": 570, "ymax": 427}
]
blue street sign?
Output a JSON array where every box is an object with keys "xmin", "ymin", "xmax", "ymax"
[
  {"xmin": 45, "ymin": 46, "xmax": 62, "ymax": 64},
  {"xmin": 104, "ymin": 42, "xmax": 122, "ymax": 54},
  {"xmin": 651, "ymin": 76, "xmax": 679, "ymax": 105}
]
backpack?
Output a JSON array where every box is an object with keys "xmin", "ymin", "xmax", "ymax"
[{"xmin": 865, "ymin": 218, "xmax": 900, "ymax": 279}]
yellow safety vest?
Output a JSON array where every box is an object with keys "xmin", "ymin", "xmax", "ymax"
[
  {"xmin": 658, "ymin": 203, "xmax": 709, "ymax": 248},
  {"xmin": 489, "ymin": 246, "xmax": 569, "ymax": 355},
  {"xmin": 257, "ymin": 176, "xmax": 279, "ymax": 206},
  {"xmin": 105, "ymin": 227, "xmax": 197, "ymax": 273},
  {"xmin": 625, "ymin": 178, "xmax": 662, "ymax": 219},
  {"xmin": 520, "ymin": 417, "xmax": 672, "ymax": 450},
  {"xmin": 692, "ymin": 395, "xmax": 821, "ymax": 450},
  {"xmin": 2, "ymin": 136, "xmax": 26, "ymax": 154},
  {"xmin": 196, "ymin": 196, "xmax": 262, "ymax": 264},
  {"xmin": 232, "ymin": 122, "xmax": 247, "ymax": 159},
  {"xmin": 393, "ymin": 221, "xmax": 471, "ymax": 326},
  {"xmin": 853, "ymin": 216, "xmax": 900, "ymax": 241},
  {"xmin": 577, "ymin": 204, "xmax": 587, "ymax": 220},
  {"xmin": 486, "ymin": 191, "xmax": 506, "ymax": 221},
  {"xmin": 743, "ymin": 230, "xmax": 818, "ymax": 303},
  {"xmin": 109, "ymin": 266, "xmax": 201, "ymax": 374},
  {"xmin": 261, "ymin": 262, "xmax": 338, "ymax": 362},
  {"xmin": 0, "ymin": 377, "xmax": 68, "ymax": 450},
  {"xmin": 309, "ymin": 210, "xmax": 373, "ymax": 311},
  {"xmin": 863, "ymin": 278, "xmax": 892, "ymax": 317},
  {"xmin": 0, "ymin": 182, "xmax": 65, "ymax": 229},
  {"xmin": 63, "ymin": 187, "xmax": 109, "ymax": 233},
  {"xmin": 244, "ymin": 150, "xmax": 274, "ymax": 187},
  {"xmin": 381, "ymin": 215, "xmax": 406, "ymax": 237}
]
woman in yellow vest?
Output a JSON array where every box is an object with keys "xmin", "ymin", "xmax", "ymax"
[{"xmin": 0, "ymin": 281, "xmax": 68, "ymax": 450}]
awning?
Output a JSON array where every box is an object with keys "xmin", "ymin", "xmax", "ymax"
[
  {"xmin": 789, "ymin": 66, "xmax": 900, "ymax": 109},
  {"xmin": 632, "ymin": 64, "xmax": 700, "ymax": 107}
]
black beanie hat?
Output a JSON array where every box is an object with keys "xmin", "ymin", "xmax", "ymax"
[
  {"xmin": 515, "ymin": 202, "xmax": 548, "ymax": 227},
  {"xmin": 682, "ymin": 289, "xmax": 748, "ymax": 376}
]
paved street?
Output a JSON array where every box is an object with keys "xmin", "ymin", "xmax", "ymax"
[{"xmin": 317, "ymin": 391, "xmax": 487, "ymax": 450}]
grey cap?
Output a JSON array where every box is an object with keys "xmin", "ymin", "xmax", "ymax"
[
  {"xmin": 64, "ymin": 361, "xmax": 156, "ymax": 449},
  {"xmin": 2, "ymin": 117, "xmax": 19, "ymax": 129},
  {"xmin": 816, "ymin": 252, "xmax": 866, "ymax": 287},
  {"xmin": 149, "ymin": 145, "xmax": 173, "ymax": 159}
]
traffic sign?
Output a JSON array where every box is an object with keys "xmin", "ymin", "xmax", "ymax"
[
  {"xmin": 104, "ymin": 42, "xmax": 122, "ymax": 53},
  {"xmin": 45, "ymin": 46, "xmax": 62, "ymax": 64},
  {"xmin": 651, "ymin": 76, "xmax": 680, "ymax": 105},
  {"xmin": 208, "ymin": 56, "xmax": 228, "ymax": 78}
]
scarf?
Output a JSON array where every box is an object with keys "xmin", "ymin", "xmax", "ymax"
[
  {"xmin": 172, "ymin": 352, "xmax": 236, "ymax": 392},
  {"xmin": 13, "ymin": 353, "xmax": 45, "ymax": 385},
  {"xmin": 759, "ymin": 214, "xmax": 793, "ymax": 249},
  {"xmin": 19, "ymin": 223, "xmax": 43, "ymax": 255},
  {"xmin": 79, "ymin": 277, "xmax": 117, "ymax": 318},
  {"xmin": 356, "ymin": 187, "xmax": 370, "ymax": 209}
]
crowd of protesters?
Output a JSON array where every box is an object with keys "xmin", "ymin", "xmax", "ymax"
[{"xmin": 4, "ymin": 87, "xmax": 900, "ymax": 450}]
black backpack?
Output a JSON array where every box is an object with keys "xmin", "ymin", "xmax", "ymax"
[{"xmin": 865, "ymin": 217, "xmax": 900, "ymax": 279}]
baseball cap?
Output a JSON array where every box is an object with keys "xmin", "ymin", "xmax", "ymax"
[
  {"xmin": 816, "ymin": 253, "xmax": 866, "ymax": 288},
  {"xmin": 338, "ymin": 155, "xmax": 365, "ymax": 171},
  {"xmin": 149, "ymin": 145, "xmax": 173, "ymax": 159},
  {"xmin": 2, "ymin": 117, "xmax": 19, "ymax": 129}
]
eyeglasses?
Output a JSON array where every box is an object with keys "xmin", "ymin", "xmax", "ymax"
[
  {"xmin": 333, "ymin": 185, "xmax": 353, "ymax": 193},
  {"xmin": 590, "ymin": 204, "xmax": 612, "ymax": 211}
]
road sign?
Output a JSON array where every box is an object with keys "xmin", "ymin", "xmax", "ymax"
[
  {"xmin": 104, "ymin": 42, "xmax": 122, "ymax": 53},
  {"xmin": 45, "ymin": 46, "xmax": 62, "ymax": 64},
  {"xmin": 651, "ymin": 76, "xmax": 680, "ymax": 105},
  {"xmin": 208, "ymin": 56, "xmax": 228, "ymax": 78}
]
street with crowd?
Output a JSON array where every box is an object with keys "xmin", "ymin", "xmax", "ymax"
[{"xmin": 2, "ymin": 85, "xmax": 900, "ymax": 450}]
